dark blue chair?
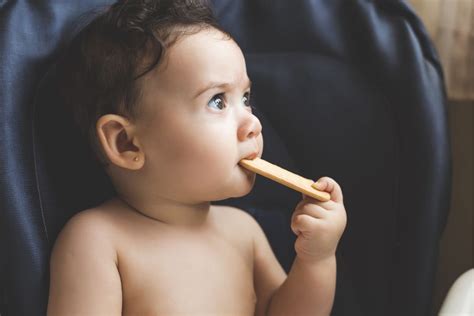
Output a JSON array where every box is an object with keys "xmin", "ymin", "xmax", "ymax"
[{"xmin": 0, "ymin": 0, "xmax": 452, "ymax": 315}]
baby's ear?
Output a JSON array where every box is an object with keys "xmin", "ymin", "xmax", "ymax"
[{"xmin": 96, "ymin": 114, "xmax": 144, "ymax": 170}]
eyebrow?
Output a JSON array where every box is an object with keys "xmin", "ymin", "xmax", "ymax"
[{"xmin": 193, "ymin": 79, "xmax": 252, "ymax": 99}]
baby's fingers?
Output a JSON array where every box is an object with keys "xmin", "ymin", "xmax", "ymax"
[
  {"xmin": 290, "ymin": 213, "xmax": 320, "ymax": 236},
  {"xmin": 312, "ymin": 176, "xmax": 343, "ymax": 203}
]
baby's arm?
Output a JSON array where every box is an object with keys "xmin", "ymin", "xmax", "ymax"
[
  {"xmin": 247, "ymin": 213, "xmax": 287, "ymax": 316},
  {"xmin": 251, "ymin": 177, "xmax": 347, "ymax": 316},
  {"xmin": 47, "ymin": 211, "xmax": 122, "ymax": 315},
  {"xmin": 265, "ymin": 254, "xmax": 336, "ymax": 316}
]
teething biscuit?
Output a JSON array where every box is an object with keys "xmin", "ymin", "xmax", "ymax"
[{"xmin": 239, "ymin": 157, "xmax": 331, "ymax": 202}]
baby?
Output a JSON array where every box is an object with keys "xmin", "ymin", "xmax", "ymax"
[{"xmin": 47, "ymin": 0, "xmax": 347, "ymax": 315}]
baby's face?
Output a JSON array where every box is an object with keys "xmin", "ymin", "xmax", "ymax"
[{"xmin": 135, "ymin": 27, "xmax": 263, "ymax": 202}]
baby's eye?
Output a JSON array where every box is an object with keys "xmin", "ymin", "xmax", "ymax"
[
  {"xmin": 207, "ymin": 93, "xmax": 225, "ymax": 110},
  {"xmin": 207, "ymin": 92, "xmax": 253, "ymax": 111},
  {"xmin": 243, "ymin": 92, "xmax": 251, "ymax": 107}
]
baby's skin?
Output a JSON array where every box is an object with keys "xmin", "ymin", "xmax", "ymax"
[{"xmin": 47, "ymin": 26, "xmax": 347, "ymax": 316}]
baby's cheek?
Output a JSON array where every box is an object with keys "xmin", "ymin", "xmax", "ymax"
[{"xmin": 182, "ymin": 137, "xmax": 232, "ymax": 178}]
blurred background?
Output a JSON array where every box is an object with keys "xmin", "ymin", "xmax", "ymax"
[{"xmin": 408, "ymin": 0, "xmax": 473, "ymax": 313}]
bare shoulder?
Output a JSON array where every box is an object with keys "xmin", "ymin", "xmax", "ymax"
[
  {"xmin": 49, "ymin": 206, "xmax": 120, "ymax": 276},
  {"xmin": 48, "ymin": 206, "xmax": 122, "ymax": 315},
  {"xmin": 215, "ymin": 207, "xmax": 287, "ymax": 316},
  {"xmin": 54, "ymin": 206, "xmax": 118, "ymax": 250},
  {"xmin": 214, "ymin": 205, "xmax": 260, "ymax": 228}
]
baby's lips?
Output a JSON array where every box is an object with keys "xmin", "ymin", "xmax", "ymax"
[{"xmin": 242, "ymin": 151, "xmax": 259, "ymax": 160}]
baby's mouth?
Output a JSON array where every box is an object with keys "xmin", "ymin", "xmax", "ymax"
[
  {"xmin": 237, "ymin": 149, "xmax": 260, "ymax": 174},
  {"xmin": 242, "ymin": 152, "xmax": 259, "ymax": 160}
]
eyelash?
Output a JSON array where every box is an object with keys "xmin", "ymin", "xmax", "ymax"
[{"xmin": 207, "ymin": 92, "xmax": 256, "ymax": 111}]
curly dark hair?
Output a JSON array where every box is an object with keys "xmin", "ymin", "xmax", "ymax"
[{"xmin": 56, "ymin": 0, "xmax": 232, "ymax": 167}]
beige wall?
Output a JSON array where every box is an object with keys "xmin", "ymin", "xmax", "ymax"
[
  {"xmin": 432, "ymin": 102, "xmax": 473, "ymax": 313},
  {"xmin": 408, "ymin": 1, "xmax": 473, "ymax": 313},
  {"xmin": 409, "ymin": 0, "xmax": 473, "ymax": 100}
]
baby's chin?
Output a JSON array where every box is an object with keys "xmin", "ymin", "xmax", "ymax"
[
  {"xmin": 215, "ymin": 162, "xmax": 258, "ymax": 198},
  {"xmin": 232, "ymin": 165, "xmax": 257, "ymax": 196}
]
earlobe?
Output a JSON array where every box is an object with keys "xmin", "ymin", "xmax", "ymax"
[{"xmin": 96, "ymin": 114, "xmax": 144, "ymax": 170}]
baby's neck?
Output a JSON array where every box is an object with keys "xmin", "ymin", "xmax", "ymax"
[{"xmin": 111, "ymin": 195, "xmax": 212, "ymax": 228}]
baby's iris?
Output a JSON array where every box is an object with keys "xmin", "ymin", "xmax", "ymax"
[{"xmin": 208, "ymin": 93, "xmax": 224, "ymax": 110}]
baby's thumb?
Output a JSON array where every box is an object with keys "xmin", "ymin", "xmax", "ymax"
[{"xmin": 312, "ymin": 177, "xmax": 343, "ymax": 203}]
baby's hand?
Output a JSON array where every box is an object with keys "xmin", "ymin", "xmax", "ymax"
[{"xmin": 290, "ymin": 176, "xmax": 347, "ymax": 264}]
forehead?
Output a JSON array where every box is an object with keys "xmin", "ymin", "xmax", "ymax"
[{"xmin": 149, "ymin": 28, "xmax": 247, "ymax": 93}]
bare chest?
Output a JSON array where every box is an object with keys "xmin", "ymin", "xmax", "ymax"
[{"xmin": 117, "ymin": 229, "xmax": 256, "ymax": 315}]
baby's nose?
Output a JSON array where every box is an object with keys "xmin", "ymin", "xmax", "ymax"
[{"xmin": 238, "ymin": 113, "xmax": 262, "ymax": 141}]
